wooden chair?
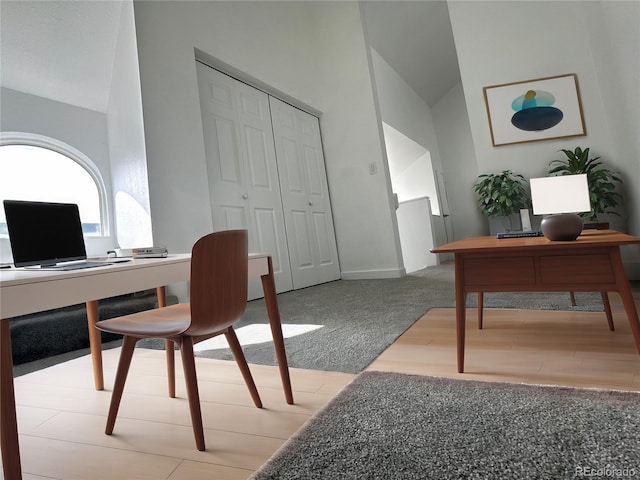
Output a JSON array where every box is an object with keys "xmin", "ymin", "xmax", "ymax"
[{"xmin": 95, "ymin": 230, "xmax": 262, "ymax": 451}]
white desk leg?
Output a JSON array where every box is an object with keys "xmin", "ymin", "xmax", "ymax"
[{"xmin": 1, "ymin": 318, "xmax": 22, "ymax": 479}]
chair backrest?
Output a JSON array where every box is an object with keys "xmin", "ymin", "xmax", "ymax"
[{"xmin": 186, "ymin": 230, "xmax": 249, "ymax": 336}]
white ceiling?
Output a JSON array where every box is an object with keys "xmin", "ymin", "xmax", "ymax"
[
  {"xmin": 0, "ymin": 0, "xmax": 123, "ymax": 113},
  {"xmin": 0, "ymin": 0, "xmax": 460, "ymax": 113},
  {"xmin": 361, "ymin": 0, "xmax": 460, "ymax": 106}
]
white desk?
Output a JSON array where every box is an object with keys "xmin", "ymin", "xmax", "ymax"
[{"xmin": 1, "ymin": 253, "xmax": 292, "ymax": 480}]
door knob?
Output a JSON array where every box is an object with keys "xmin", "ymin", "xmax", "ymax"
[
  {"xmin": 308, "ymin": 201, "xmax": 313, "ymax": 206},
  {"xmin": 242, "ymin": 194, "xmax": 248, "ymax": 199}
]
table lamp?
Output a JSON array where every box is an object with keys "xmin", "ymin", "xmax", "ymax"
[{"xmin": 530, "ymin": 174, "xmax": 591, "ymax": 241}]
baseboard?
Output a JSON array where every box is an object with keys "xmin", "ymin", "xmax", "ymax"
[{"xmin": 341, "ymin": 267, "xmax": 406, "ymax": 280}]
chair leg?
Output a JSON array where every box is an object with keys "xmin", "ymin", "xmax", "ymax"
[
  {"xmin": 569, "ymin": 291, "xmax": 577, "ymax": 306},
  {"xmin": 165, "ymin": 339, "xmax": 175, "ymax": 398},
  {"xmin": 106, "ymin": 336, "xmax": 138, "ymax": 435},
  {"xmin": 180, "ymin": 337, "xmax": 206, "ymax": 451},
  {"xmin": 225, "ymin": 328, "xmax": 263, "ymax": 409}
]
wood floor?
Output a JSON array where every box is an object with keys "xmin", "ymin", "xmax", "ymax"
[{"xmin": 7, "ymin": 292, "xmax": 640, "ymax": 479}]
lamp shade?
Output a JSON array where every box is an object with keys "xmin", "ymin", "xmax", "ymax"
[
  {"xmin": 530, "ymin": 174, "xmax": 590, "ymax": 215},
  {"xmin": 530, "ymin": 174, "xmax": 590, "ymax": 241}
]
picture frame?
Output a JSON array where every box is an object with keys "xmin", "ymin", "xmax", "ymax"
[{"xmin": 483, "ymin": 73, "xmax": 586, "ymax": 147}]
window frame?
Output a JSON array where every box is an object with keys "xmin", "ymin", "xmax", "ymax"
[{"xmin": 0, "ymin": 131, "xmax": 111, "ymax": 237}]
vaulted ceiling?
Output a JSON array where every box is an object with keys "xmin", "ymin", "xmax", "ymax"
[
  {"xmin": 0, "ymin": 0, "xmax": 123, "ymax": 112},
  {"xmin": 361, "ymin": 0, "xmax": 460, "ymax": 106},
  {"xmin": 0, "ymin": 1, "xmax": 460, "ymax": 113}
]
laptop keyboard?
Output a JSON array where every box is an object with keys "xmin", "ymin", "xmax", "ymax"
[{"xmin": 46, "ymin": 261, "xmax": 114, "ymax": 271}]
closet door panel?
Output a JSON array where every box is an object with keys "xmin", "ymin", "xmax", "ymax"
[
  {"xmin": 291, "ymin": 210, "xmax": 313, "ymax": 268},
  {"xmin": 304, "ymin": 144, "xmax": 323, "ymax": 196},
  {"xmin": 270, "ymin": 97, "xmax": 340, "ymax": 288},
  {"xmin": 221, "ymin": 206, "xmax": 248, "ymax": 230},
  {"xmin": 282, "ymin": 138, "xmax": 304, "ymax": 193},
  {"xmin": 313, "ymin": 212, "xmax": 334, "ymax": 265},
  {"xmin": 199, "ymin": 106, "xmax": 250, "ymax": 236},
  {"xmin": 234, "ymin": 81, "xmax": 292, "ymax": 293},
  {"xmin": 243, "ymin": 125, "xmax": 271, "ymax": 188},
  {"xmin": 207, "ymin": 75, "xmax": 234, "ymax": 108},
  {"xmin": 254, "ymin": 207, "xmax": 286, "ymax": 275},
  {"xmin": 214, "ymin": 118, "xmax": 242, "ymax": 183},
  {"xmin": 197, "ymin": 62, "xmax": 293, "ymax": 297}
]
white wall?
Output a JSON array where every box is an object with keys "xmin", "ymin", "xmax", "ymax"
[
  {"xmin": 432, "ymin": 82, "xmax": 482, "ymax": 240},
  {"xmin": 582, "ymin": 0, "xmax": 640, "ymax": 276},
  {"xmin": 369, "ymin": 50, "xmax": 444, "ymax": 172},
  {"xmin": 392, "ymin": 151, "xmax": 437, "ymax": 208},
  {"xmin": 5, "ymin": 1, "xmax": 633, "ymax": 279},
  {"xmin": 132, "ymin": 0, "xmax": 402, "ymax": 284},
  {"xmin": 369, "ymin": 48, "xmax": 448, "ymax": 250},
  {"xmin": 0, "ymin": 87, "xmax": 115, "ymax": 259},
  {"xmin": 107, "ymin": 0, "xmax": 153, "ymax": 250},
  {"xmin": 305, "ymin": 2, "xmax": 403, "ymax": 278},
  {"xmin": 397, "ymin": 197, "xmax": 437, "ymax": 272},
  {"xmin": 449, "ymin": 1, "xmax": 616, "ymax": 182},
  {"xmin": 448, "ymin": 0, "xmax": 640, "ymax": 276}
]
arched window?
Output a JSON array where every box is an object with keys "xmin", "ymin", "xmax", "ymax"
[{"xmin": 0, "ymin": 133, "xmax": 109, "ymax": 237}]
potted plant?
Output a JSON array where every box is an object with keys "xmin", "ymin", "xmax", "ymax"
[
  {"xmin": 473, "ymin": 169, "xmax": 531, "ymax": 232},
  {"xmin": 548, "ymin": 147, "xmax": 623, "ymax": 224}
]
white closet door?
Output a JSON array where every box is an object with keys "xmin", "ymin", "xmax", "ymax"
[
  {"xmin": 196, "ymin": 63, "xmax": 293, "ymax": 296},
  {"xmin": 270, "ymin": 97, "xmax": 340, "ymax": 288}
]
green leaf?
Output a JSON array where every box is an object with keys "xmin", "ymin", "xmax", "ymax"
[
  {"xmin": 474, "ymin": 170, "xmax": 531, "ymax": 217},
  {"xmin": 548, "ymin": 146, "xmax": 623, "ymax": 216}
]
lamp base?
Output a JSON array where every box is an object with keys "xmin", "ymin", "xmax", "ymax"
[{"xmin": 540, "ymin": 213, "xmax": 584, "ymax": 241}]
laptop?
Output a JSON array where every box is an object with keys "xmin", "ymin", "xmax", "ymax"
[{"xmin": 3, "ymin": 200, "xmax": 125, "ymax": 270}]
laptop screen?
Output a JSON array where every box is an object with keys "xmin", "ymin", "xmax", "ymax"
[{"xmin": 3, "ymin": 200, "xmax": 88, "ymax": 267}]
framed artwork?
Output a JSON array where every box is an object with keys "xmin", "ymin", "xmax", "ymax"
[{"xmin": 483, "ymin": 73, "xmax": 586, "ymax": 147}]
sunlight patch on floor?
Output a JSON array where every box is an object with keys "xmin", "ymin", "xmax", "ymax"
[{"xmin": 194, "ymin": 323, "xmax": 323, "ymax": 351}]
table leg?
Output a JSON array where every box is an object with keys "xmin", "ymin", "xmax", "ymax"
[
  {"xmin": 601, "ymin": 292, "xmax": 614, "ymax": 332},
  {"xmin": 86, "ymin": 300, "xmax": 104, "ymax": 391},
  {"xmin": 1, "ymin": 318, "xmax": 22, "ymax": 480},
  {"xmin": 261, "ymin": 257, "xmax": 294, "ymax": 404},
  {"xmin": 611, "ymin": 249, "xmax": 640, "ymax": 353},
  {"xmin": 157, "ymin": 287, "xmax": 176, "ymax": 398},
  {"xmin": 477, "ymin": 292, "xmax": 484, "ymax": 329},
  {"xmin": 455, "ymin": 255, "xmax": 466, "ymax": 373}
]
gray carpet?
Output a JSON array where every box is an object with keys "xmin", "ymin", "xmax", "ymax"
[
  {"xmin": 250, "ymin": 371, "xmax": 640, "ymax": 480},
  {"xmin": 139, "ymin": 263, "xmax": 608, "ymax": 373}
]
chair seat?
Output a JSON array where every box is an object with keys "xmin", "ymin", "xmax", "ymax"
[{"xmin": 96, "ymin": 304, "xmax": 191, "ymax": 338}]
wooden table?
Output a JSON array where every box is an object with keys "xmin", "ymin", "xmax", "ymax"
[
  {"xmin": 431, "ymin": 230, "xmax": 640, "ymax": 373},
  {"xmin": 0, "ymin": 253, "xmax": 292, "ymax": 480}
]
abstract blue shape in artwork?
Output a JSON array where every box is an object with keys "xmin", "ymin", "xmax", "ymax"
[{"xmin": 511, "ymin": 89, "xmax": 563, "ymax": 131}]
